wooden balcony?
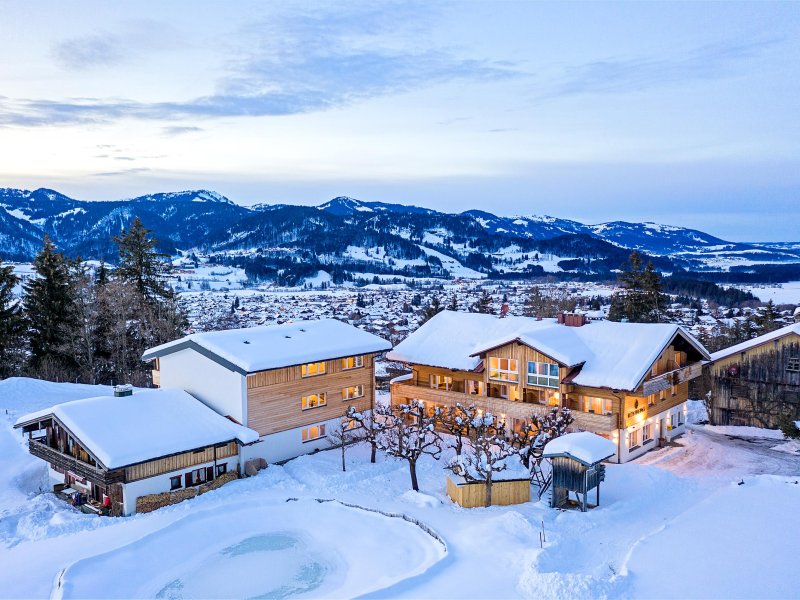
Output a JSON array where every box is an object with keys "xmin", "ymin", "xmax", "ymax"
[
  {"xmin": 642, "ymin": 363, "xmax": 703, "ymax": 396},
  {"xmin": 392, "ymin": 382, "xmax": 557, "ymax": 422},
  {"xmin": 28, "ymin": 440, "xmax": 123, "ymax": 485},
  {"xmin": 571, "ymin": 410, "xmax": 618, "ymax": 433},
  {"xmin": 392, "ymin": 382, "xmax": 619, "ymax": 433}
]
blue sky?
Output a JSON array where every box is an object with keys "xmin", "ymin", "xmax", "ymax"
[{"xmin": 0, "ymin": 1, "xmax": 798, "ymax": 241}]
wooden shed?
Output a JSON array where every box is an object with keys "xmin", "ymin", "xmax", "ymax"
[{"xmin": 542, "ymin": 432, "xmax": 616, "ymax": 512}]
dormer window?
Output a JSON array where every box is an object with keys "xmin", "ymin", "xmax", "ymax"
[
  {"xmin": 527, "ymin": 361, "xmax": 559, "ymax": 388},
  {"xmin": 488, "ymin": 357, "xmax": 518, "ymax": 383}
]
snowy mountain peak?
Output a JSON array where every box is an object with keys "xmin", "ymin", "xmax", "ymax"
[{"xmin": 317, "ymin": 196, "xmax": 374, "ymax": 215}]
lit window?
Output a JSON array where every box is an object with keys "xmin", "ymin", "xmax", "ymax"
[
  {"xmin": 582, "ymin": 396, "xmax": 612, "ymax": 415},
  {"xmin": 301, "ymin": 393, "xmax": 327, "ymax": 410},
  {"xmin": 343, "ymin": 385, "xmax": 364, "ymax": 400},
  {"xmin": 489, "ymin": 357, "xmax": 519, "ymax": 382},
  {"xmin": 648, "ymin": 394, "xmax": 656, "ymax": 407},
  {"xmin": 302, "ymin": 424, "xmax": 326, "ymax": 442},
  {"xmin": 526, "ymin": 361, "xmax": 559, "ymax": 388},
  {"xmin": 627, "ymin": 429, "xmax": 640, "ymax": 449},
  {"xmin": 466, "ymin": 380, "xmax": 485, "ymax": 395},
  {"xmin": 342, "ymin": 356, "xmax": 364, "ymax": 370},
  {"xmin": 643, "ymin": 424, "xmax": 653, "ymax": 443},
  {"xmin": 302, "ymin": 362, "xmax": 327, "ymax": 377},
  {"xmin": 430, "ymin": 374, "xmax": 453, "ymax": 390}
]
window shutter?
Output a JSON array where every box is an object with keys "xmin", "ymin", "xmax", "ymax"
[{"xmin": 185, "ymin": 473, "xmax": 193, "ymax": 487}]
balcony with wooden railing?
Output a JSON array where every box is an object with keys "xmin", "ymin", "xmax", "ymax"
[
  {"xmin": 642, "ymin": 363, "xmax": 703, "ymax": 397},
  {"xmin": 28, "ymin": 439, "xmax": 122, "ymax": 484},
  {"xmin": 391, "ymin": 382, "xmax": 554, "ymax": 421}
]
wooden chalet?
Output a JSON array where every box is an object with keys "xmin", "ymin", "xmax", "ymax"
[
  {"xmin": 387, "ymin": 311, "xmax": 710, "ymax": 463},
  {"xmin": 14, "ymin": 388, "xmax": 258, "ymax": 516},
  {"xmin": 705, "ymin": 322, "xmax": 800, "ymax": 427},
  {"xmin": 143, "ymin": 319, "xmax": 392, "ymax": 464}
]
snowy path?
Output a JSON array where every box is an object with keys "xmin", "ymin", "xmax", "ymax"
[{"xmin": 636, "ymin": 425, "xmax": 800, "ymax": 477}]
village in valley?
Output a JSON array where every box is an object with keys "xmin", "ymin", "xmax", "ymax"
[
  {"xmin": 1, "ymin": 217, "xmax": 799, "ymax": 599},
  {"xmin": 2, "ymin": 2, "xmax": 800, "ymax": 598}
]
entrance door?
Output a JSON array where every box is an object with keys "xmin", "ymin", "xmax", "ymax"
[{"xmin": 659, "ymin": 418, "xmax": 666, "ymax": 445}]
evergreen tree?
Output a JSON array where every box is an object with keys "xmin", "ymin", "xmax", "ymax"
[
  {"xmin": 0, "ymin": 256, "xmax": 24, "ymax": 377},
  {"xmin": 421, "ymin": 295, "xmax": 444, "ymax": 323},
  {"xmin": 472, "ymin": 289, "xmax": 495, "ymax": 314},
  {"xmin": 447, "ymin": 293, "xmax": 458, "ymax": 311},
  {"xmin": 756, "ymin": 300, "xmax": 780, "ymax": 334},
  {"xmin": 609, "ymin": 251, "xmax": 666, "ymax": 323},
  {"xmin": 114, "ymin": 217, "xmax": 172, "ymax": 302},
  {"xmin": 23, "ymin": 236, "xmax": 79, "ymax": 378}
]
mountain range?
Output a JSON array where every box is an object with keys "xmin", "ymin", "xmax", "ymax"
[{"xmin": 1, "ymin": 188, "xmax": 798, "ymax": 283}]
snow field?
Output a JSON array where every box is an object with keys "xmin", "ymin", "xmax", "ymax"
[
  {"xmin": 55, "ymin": 498, "xmax": 445, "ymax": 599},
  {"xmin": 1, "ymin": 379, "xmax": 799, "ymax": 599}
]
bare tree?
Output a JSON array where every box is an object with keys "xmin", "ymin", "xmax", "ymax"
[
  {"xmin": 377, "ymin": 400, "xmax": 442, "ymax": 491},
  {"xmin": 435, "ymin": 403, "xmax": 478, "ymax": 457},
  {"xmin": 445, "ymin": 412, "xmax": 518, "ymax": 507},
  {"xmin": 346, "ymin": 403, "xmax": 393, "ymax": 464},
  {"xmin": 513, "ymin": 407, "xmax": 574, "ymax": 469},
  {"xmin": 327, "ymin": 414, "xmax": 359, "ymax": 472}
]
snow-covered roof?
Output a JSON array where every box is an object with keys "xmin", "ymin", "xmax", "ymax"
[
  {"xmin": 386, "ymin": 311, "xmax": 709, "ymax": 391},
  {"xmin": 143, "ymin": 319, "xmax": 392, "ymax": 374},
  {"xmin": 542, "ymin": 432, "xmax": 616, "ymax": 466},
  {"xmin": 709, "ymin": 322, "xmax": 800, "ymax": 362},
  {"xmin": 14, "ymin": 388, "xmax": 259, "ymax": 470}
]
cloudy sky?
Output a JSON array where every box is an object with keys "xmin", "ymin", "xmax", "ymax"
[{"xmin": 1, "ymin": 1, "xmax": 798, "ymax": 240}]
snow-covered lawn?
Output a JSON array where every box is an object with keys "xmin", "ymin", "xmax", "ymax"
[{"xmin": 1, "ymin": 379, "xmax": 798, "ymax": 599}]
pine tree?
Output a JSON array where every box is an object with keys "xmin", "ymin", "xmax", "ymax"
[
  {"xmin": 472, "ymin": 289, "xmax": 495, "ymax": 314},
  {"xmin": 420, "ymin": 295, "xmax": 444, "ymax": 323},
  {"xmin": 0, "ymin": 256, "xmax": 24, "ymax": 378},
  {"xmin": 756, "ymin": 300, "xmax": 780, "ymax": 334},
  {"xmin": 609, "ymin": 251, "xmax": 666, "ymax": 323},
  {"xmin": 447, "ymin": 293, "xmax": 458, "ymax": 311},
  {"xmin": 23, "ymin": 236, "xmax": 79, "ymax": 378},
  {"xmin": 114, "ymin": 217, "xmax": 172, "ymax": 302}
]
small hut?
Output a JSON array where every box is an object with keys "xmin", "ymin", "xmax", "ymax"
[{"xmin": 542, "ymin": 432, "xmax": 616, "ymax": 512}]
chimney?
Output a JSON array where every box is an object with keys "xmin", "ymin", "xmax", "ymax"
[
  {"xmin": 114, "ymin": 384, "xmax": 133, "ymax": 397},
  {"xmin": 558, "ymin": 312, "xmax": 587, "ymax": 327}
]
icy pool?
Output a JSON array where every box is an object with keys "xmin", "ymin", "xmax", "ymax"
[
  {"xmin": 155, "ymin": 532, "xmax": 328, "ymax": 600},
  {"xmin": 55, "ymin": 499, "xmax": 445, "ymax": 599}
]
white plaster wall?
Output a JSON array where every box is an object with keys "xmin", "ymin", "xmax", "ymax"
[
  {"xmin": 242, "ymin": 415, "xmax": 347, "ymax": 464},
  {"xmin": 121, "ymin": 456, "xmax": 239, "ymax": 516},
  {"xmin": 616, "ymin": 401, "xmax": 688, "ymax": 463},
  {"xmin": 158, "ymin": 349, "xmax": 247, "ymax": 423}
]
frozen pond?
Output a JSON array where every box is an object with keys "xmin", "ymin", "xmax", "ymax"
[{"xmin": 55, "ymin": 498, "xmax": 445, "ymax": 599}]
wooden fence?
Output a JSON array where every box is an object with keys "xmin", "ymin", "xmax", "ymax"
[{"xmin": 446, "ymin": 476, "xmax": 530, "ymax": 508}]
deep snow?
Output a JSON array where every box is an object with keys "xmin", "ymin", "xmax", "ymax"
[{"xmin": 1, "ymin": 379, "xmax": 798, "ymax": 599}]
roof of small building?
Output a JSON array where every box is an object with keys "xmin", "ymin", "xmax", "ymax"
[
  {"xmin": 709, "ymin": 322, "xmax": 800, "ymax": 362},
  {"xmin": 14, "ymin": 388, "xmax": 259, "ymax": 470},
  {"xmin": 386, "ymin": 311, "xmax": 709, "ymax": 391},
  {"xmin": 542, "ymin": 431, "xmax": 616, "ymax": 466},
  {"xmin": 142, "ymin": 319, "xmax": 392, "ymax": 374}
]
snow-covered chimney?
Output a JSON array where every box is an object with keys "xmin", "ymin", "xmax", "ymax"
[{"xmin": 557, "ymin": 312, "xmax": 587, "ymax": 327}]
